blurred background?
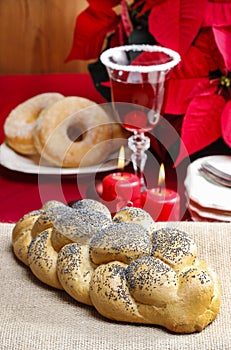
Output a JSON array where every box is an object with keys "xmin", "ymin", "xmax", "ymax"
[{"xmin": 0, "ymin": 0, "xmax": 90, "ymax": 74}]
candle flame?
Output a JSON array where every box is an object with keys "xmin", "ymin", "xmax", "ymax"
[
  {"xmin": 118, "ymin": 145, "xmax": 125, "ymax": 171},
  {"xmin": 158, "ymin": 163, "xmax": 165, "ymax": 188}
]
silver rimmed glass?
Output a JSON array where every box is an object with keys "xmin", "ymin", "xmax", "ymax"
[{"xmin": 100, "ymin": 44, "xmax": 181, "ymax": 191}]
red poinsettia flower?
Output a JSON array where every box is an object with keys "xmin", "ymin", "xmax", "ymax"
[
  {"xmin": 175, "ymin": 86, "xmax": 227, "ymax": 166},
  {"xmin": 165, "ymin": 25, "xmax": 226, "ymax": 115},
  {"xmin": 174, "ymin": 2, "xmax": 231, "ymax": 165},
  {"xmin": 148, "ymin": 0, "xmax": 208, "ymax": 58}
]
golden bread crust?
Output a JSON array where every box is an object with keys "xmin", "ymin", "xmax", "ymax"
[
  {"xmin": 11, "ymin": 201, "xmax": 221, "ymax": 333},
  {"xmin": 57, "ymin": 243, "xmax": 97, "ymax": 305}
]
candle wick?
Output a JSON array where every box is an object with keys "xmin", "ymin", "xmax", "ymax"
[{"xmin": 158, "ymin": 186, "xmax": 162, "ymax": 194}]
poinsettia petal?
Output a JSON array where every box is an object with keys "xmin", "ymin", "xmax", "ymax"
[
  {"xmin": 148, "ymin": 0, "xmax": 207, "ymax": 57},
  {"xmin": 172, "ymin": 47, "xmax": 210, "ymax": 79},
  {"xmin": 187, "ymin": 78, "xmax": 220, "ymax": 98},
  {"xmin": 65, "ymin": 7, "xmax": 120, "ymax": 61},
  {"xmin": 193, "ymin": 27, "xmax": 225, "ymax": 72},
  {"xmin": 204, "ymin": 2, "xmax": 231, "ymax": 26},
  {"xmin": 164, "ymin": 46, "xmax": 210, "ymax": 115},
  {"xmin": 221, "ymin": 100, "xmax": 231, "ymax": 147},
  {"xmin": 213, "ymin": 25, "xmax": 231, "ymax": 71},
  {"xmin": 175, "ymin": 93, "xmax": 226, "ymax": 166},
  {"xmin": 164, "ymin": 78, "xmax": 208, "ymax": 115},
  {"xmin": 121, "ymin": 0, "xmax": 133, "ymax": 36}
]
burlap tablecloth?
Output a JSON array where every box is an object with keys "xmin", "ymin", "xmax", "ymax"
[{"xmin": 0, "ymin": 222, "xmax": 230, "ymax": 350}]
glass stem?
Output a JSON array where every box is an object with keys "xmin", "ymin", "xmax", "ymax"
[{"xmin": 128, "ymin": 133, "xmax": 150, "ymax": 192}]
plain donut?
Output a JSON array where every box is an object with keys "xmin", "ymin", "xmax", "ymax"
[
  {"xmin": 33, "ymin": 96, "xmax": 112, "ymax": 167},
  {"xmin": 4, "ymin": 93, "xmax": 64, "ymax": 155}
]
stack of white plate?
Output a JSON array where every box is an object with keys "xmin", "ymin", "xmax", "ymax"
[{"xmin": 184, "ymin": 155, "xmax": 231, "ymax": 222}]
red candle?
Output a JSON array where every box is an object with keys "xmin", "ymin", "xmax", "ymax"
[
  {"xmin": 101, "ymin": 146, "xmax": 141, "ymax": 213},
  {"xmin": 142, "ymin": 164, "xmax": 180, "ymax": 221},
  {"xmin": 102, "ymin": 172, "xmax": 141, "ymax": 202}
]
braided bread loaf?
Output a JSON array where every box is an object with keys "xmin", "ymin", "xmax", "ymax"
[{"xmin": 12, "ymin": 199, "xmax": 221, "ymax": 333}]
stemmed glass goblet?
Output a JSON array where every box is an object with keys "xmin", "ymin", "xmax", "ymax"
[{"xmin": 100, "ymin": 44, "xmax": 181, "ymax": 191}]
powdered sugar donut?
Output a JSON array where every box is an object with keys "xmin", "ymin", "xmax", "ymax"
[
  {"xmin": 33, "ymin": 96, "xmax": 112, "ymax": 167},
  {"xmin": 4, "ymin": 93, "xmax": 64, "ymax": 155}
]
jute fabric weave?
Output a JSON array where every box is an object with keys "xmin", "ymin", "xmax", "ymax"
[{"xmin": 0, "ymin": 222, "xmax": 230, "ymax": 350}]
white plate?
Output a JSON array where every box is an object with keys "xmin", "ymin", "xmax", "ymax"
[
  {"xmin": 0, "ymin": 143, "xmax": 130, "ymax": 175},
  {"xmin": 188, "ymin": 199, "xmax": 231, "ymax": 222},
  {"xmin": 184, "ymin": 155, "xmax": 231, "ymax": 211},
  {"xmin": 188, "ymin": 207, "xmax": 227, "ymax": 222}
]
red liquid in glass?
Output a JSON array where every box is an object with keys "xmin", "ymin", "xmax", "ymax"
[{"xmin": 111, "ymin": 78, "xmax": 162, "ymax": 133}]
